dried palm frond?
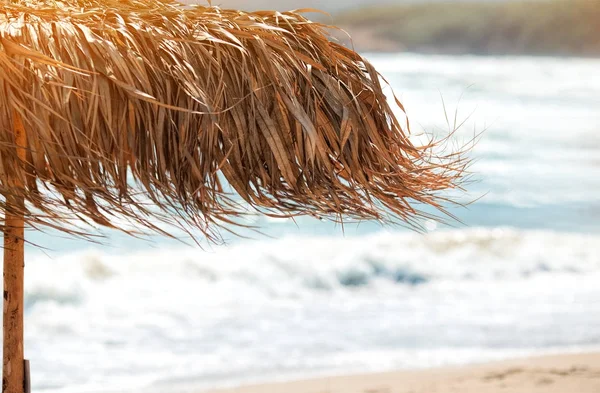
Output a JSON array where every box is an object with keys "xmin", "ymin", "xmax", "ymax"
[{"xmin": 0, "ymin": 0, "xmax": 469, "ymax": 242}]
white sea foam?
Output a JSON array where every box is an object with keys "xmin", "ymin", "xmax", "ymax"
[{"xmin": 23, "ymin": 228, "xmax": 600, "ymax": 392}]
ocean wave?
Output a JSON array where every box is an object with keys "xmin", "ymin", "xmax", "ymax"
[
  {"xmin": 25, "ymin": 228, "xmax": 600, "ymax": 306},
  {"xmin": 23, "ymin": 227, "xmax": 600, "ymax": 393}
]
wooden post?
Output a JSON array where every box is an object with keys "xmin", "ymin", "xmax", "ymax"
[{"xmin": 3, "ymin": 110, "xmax": 27, "ymax": 393}]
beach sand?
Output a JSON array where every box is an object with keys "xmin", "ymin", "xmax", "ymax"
[{"xmin": 205, "ymin": 352, "xmax": 600, "ymax": 393}]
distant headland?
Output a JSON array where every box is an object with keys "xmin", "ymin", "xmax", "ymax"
[{"xmin": 331, "ymin": 0, "xmax": 600, "ymax": 56}]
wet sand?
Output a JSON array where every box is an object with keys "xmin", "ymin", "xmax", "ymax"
[{"xmin": 205, "ymin": 352, "xmax": 600, "ymax": 393}]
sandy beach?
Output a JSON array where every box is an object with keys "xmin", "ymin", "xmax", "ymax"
[{"xmin": 205, "ymin": 352, "xmax": 600, "ymax": 393}]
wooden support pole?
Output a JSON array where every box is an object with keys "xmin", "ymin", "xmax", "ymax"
[{"xmin": 3, "ymin": 110, "xmax": 27, "ymax": 393}]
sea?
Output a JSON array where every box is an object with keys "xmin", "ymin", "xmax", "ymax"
[{"xmin": 17, "ymin": 53, "xmax": 600, "ymax": 392}]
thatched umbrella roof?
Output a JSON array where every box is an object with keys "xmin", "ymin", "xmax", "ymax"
[
  {"xmin": 1, "ymin": 1, "xmax": 470, "ymax": 392},
  {"xmin": 0, "ymin": 0, "xmax": 467, "ymax": 242}
]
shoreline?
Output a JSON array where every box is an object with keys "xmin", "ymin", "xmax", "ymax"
[{"xmin": 203, "ymin": 352, "xmax": 600, "ymax": 393}]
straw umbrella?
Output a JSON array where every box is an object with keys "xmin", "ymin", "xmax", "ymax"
[{"xmin": 0, "ymin": 0, "xmax": 467, "ymax": 392}]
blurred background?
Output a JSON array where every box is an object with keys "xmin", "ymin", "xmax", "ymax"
[{"xmin": 25, "ymin": 1, "xmax": 600, "ymax": 392}]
